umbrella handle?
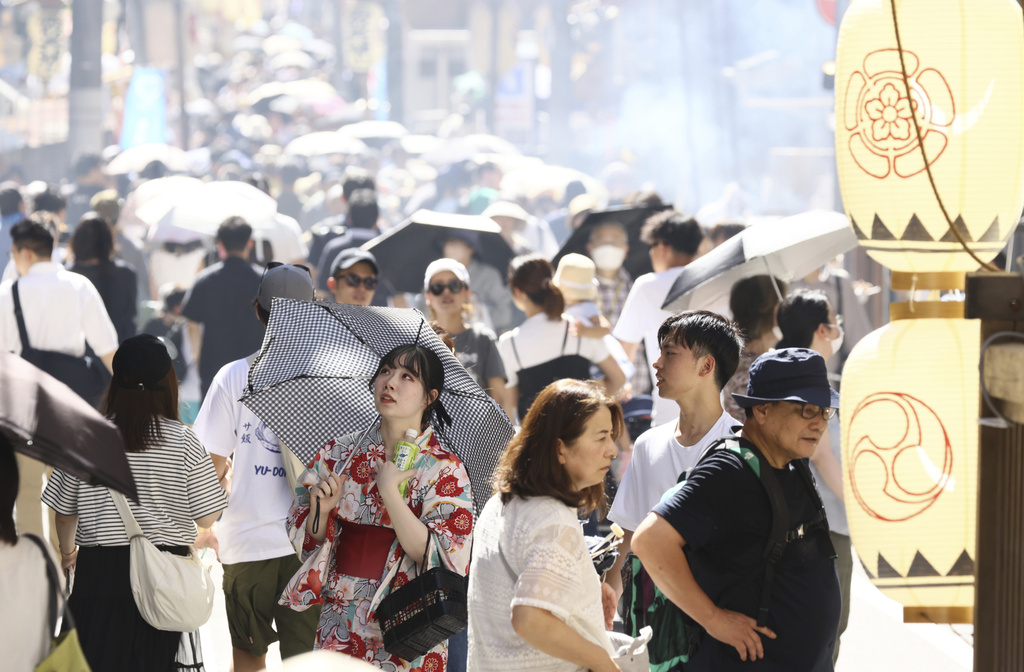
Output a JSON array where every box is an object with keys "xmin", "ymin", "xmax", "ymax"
[{"xmin": 312, "ymin": 499, "xmax": 320, "ymax": 535}]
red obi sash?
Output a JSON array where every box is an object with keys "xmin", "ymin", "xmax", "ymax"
[{"xmin": 334, "ymin": 521, "xmax": 398, "ymax": 580}]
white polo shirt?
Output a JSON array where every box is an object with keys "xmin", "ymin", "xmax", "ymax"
[{"xmin": 0, "ymin": 261, "xmax": 118, "ymax": 357}]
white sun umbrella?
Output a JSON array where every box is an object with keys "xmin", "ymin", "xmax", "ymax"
[
  {"xmin": 421, "ymin": 133, "xmax": 521, "ymax": 166},
  {"xmin": 269, "ymin": 50, "xmax": 316, "ymax": 71},
  {"xmin": 500, "ymin": 163, "xmax": 605, "ymax": 202},
  {"xmin": 106, "ymin": 143, "xmax": 190, "ymax": 175},
  {"xmin": 338, "ymin": 120, "xmax": 409, "ymax": 140},
  {"xmin": 139, "ymin": 180, "xmax": 279, "ymax": 241},
  {"xmin": 284, "ymin": 131, "xmax": 367, "ymax": 158},
  {"xmin": 119, "ymin": 175, "xmax": 203, "ymax": 241}
]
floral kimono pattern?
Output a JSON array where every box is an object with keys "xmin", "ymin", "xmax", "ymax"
[{"xmin": 280, "ymin": 421, "xmax": 474, "ymax": 671}]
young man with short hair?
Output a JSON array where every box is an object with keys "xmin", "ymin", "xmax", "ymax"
[
  {"xmin": 613, "ymin": 211, "xmax": 705, "ymax": 424},
  {"xmin": 192, "ymin": 264, "xmax": 320, "ymax": 672},
  {"xmin": 605, "ymin": 310, "xmax": 741, "ymax": 612},
  {"xmin": 181, "ymin": 216, "xmax": 265, "ymax": 397}
]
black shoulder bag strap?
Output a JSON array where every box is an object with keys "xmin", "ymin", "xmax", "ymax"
[
  {"xmin": 560, "ymin": 320, "xmax": 570, "ymax": 356},
  {"xmin": 24, "ymin": 533, "xmax": 74, "ymax": 637},
  {"xmin": 509, "ymin": 336, "xmax": 524, "ymax": 370},
  {"xmin": 11, "ymin": 280, "xmax": 34, "ymax": 353}
]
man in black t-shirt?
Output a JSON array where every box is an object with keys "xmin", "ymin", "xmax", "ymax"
[
  {"xmin": 632, "ymin": 348, "xmax": 841, "ymax": 671},
  {"xmin": 182, "ymin": 217, "xmax": 265, "ymax": 398}
]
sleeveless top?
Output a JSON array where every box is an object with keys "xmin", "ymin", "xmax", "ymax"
[{"xmin": 511, "ymin": 321, "xmax": 593, "ymax": 420}]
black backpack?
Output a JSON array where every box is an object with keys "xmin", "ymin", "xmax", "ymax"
[{"xmin": 621, "ymin": 435, "xmax": 834, "ymax": 670}]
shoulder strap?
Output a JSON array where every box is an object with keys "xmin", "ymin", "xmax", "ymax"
[
  {"xmin": 24, "ymin": 533, "xmax": 65, "ymax": 637},
  {"xmin": 11, "ymin": 281, "xmax": 33, "ymax": 351},
  {"xmin": 509, "ymin": 336, "xmax": 523, "ymax": 369},
  {"xmin": 711, "ymin": 436, "xmax": 790, "ymax": 628},
  {"xmin": 107, "ymin": 489, "xmax": 146, "ymax": 539},
  {"xmin": 560, "ymin": 321, "xmax": 570, "ymax": 356}
]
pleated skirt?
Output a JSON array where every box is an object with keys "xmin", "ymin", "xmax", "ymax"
[{"xmin": 69, "ymin": 544, "xmax": 188, "ymax": 672}]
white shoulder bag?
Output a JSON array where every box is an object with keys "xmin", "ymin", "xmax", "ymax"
[{"xmin": 108, "ymin": 489, "xmax": 216, "ymax": 632}]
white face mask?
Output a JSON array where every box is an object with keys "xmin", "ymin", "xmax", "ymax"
[
  {"xmin": 828, "ymin": 324, "xmax": 845, "ymax": 358},
  {"xmin": 591, "ymin": 244, "xmax": 627, "ymax": 271}
]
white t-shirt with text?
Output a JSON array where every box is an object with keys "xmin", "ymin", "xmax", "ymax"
[{"xmin": 192, "ymin": 357, "xmax": 297, "ymax": 565}]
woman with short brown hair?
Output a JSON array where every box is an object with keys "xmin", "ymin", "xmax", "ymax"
[{"xmin": 467, "ymin": 379, "xmax": 624, "ymax": 672}]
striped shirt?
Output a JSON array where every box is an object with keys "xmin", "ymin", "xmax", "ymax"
[{"xmin": 42, "ymin": 418, "xmax": 227, "ymax": 547}]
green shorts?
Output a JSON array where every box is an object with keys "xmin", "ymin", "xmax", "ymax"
[{"xmin": 222, "ymin": 554, "xmax": 321, "ymax": 658}]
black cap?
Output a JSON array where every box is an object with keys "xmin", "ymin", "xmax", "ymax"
[
  {"xmin": 731, "ymin": 348, "xmax": 839, "ymax": 409},
  {"xmin": 112, "ymin": 334, "xmax": 173, "ymax": 390}
]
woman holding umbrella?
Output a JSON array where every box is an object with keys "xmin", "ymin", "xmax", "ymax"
[
  {"xmin": 467, "ymin": 379, "xmax": 623, "ymax": 672},
  {"xmin": 280, "ymin": 344, "xmax": 475, "ymax": 670}
]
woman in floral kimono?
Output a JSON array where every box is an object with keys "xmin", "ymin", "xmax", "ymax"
[{"xmin": 281, "ymin": 344, "xmax": 474, "ymax": 671}]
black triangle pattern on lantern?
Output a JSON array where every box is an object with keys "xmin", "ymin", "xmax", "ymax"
[
  {"xmin": 907, "ymin": 551, "xmax": 941, "ymax": 577},
  {"xmin": 874, "ymin": 550, "xmax": 975, "ymax": 579},
  {"xmin": 938, "ymin": 216, "xmax": 974, "ymax": 243},
  {"xmin": 947, "ymin": 549, "xmax": 975, "ymax": 576},
  {"xmin": 877, "ymin": 553, "xmax": 901, "ymax": 578},
  {"xmin": 978, "ymin": 217, "xmax": 1001, "ymax": 242},
  {"xmin": 902, "ymin": 215, "xmax": 934, "ymax": 242},
  {"xmin": 871, "ymin": 215, "xmax": 897, "ymax": 241},
  {"xmin": 850, "ymin": 216, "xmax": 870, "ymax": 241}
]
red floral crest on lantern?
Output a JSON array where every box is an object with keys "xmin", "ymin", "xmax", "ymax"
[{"xmin": 842, "ymin": 49, "xmax": 955, "ymax": 179}]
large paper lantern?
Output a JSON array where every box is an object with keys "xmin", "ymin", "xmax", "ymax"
[
  {"xmin": 841, "ymin": 317, "xmax": 979, "ymax": 609},
  {"xmin": 835, "ymin": 0, "xmax": 1024, "ymax": 273}
]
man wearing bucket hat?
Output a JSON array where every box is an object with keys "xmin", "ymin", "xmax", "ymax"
[
  {"xmin": 632, "ymin": 348, "xmax": 841, "ymax": 671},
  {"xmin": 192, "ymin": 263, "xmax": 320, "ymax": 672}
]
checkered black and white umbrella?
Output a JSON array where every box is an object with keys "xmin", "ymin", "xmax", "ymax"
[{"xmin": 240, "ymin": 299, "xmax": 514, "ymax": 514}]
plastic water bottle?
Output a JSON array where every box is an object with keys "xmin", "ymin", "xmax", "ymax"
[{"xmin": 393, "ymin": 428, "xmax": 419, "ymax": 496}]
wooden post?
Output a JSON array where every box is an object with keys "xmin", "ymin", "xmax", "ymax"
[{"xmin": 965, "ymin": 271, "xmax": 1024, "ymax": 671}]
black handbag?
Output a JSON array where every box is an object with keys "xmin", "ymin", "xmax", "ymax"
[
  {"xmin": 12, "ymin": 281, "xmax": 112, "ymax": 408},
  {"xmin": 377, "ymin": 537, "xmax": 468, "ymax": 661}
]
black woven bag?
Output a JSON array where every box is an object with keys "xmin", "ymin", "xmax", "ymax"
[{"xmin": 377, "ymin": 538, "xmax": 468, "ymax": 661}]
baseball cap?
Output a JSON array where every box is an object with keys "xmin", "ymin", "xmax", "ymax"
[
  {"xmin": 330, "ymin": 248, "xmax": 379, "ymax": 277},
  {"xmin": 731, "ymin": 348, "xmax": 839, "ymax": 409},
  {"xmin": 113, "ymin": 334, "xmax": 173, "ymax": 390},
  {"xmin": 256, "ymin": 263, "xmax": 315, "ymax": 311},
  {"xmin": 424, "ymin": 258, "xmax": 470, "ymax": 290}
]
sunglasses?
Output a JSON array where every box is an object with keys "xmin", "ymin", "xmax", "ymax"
[
  {"xmin": 263, "ymin": 261, "xmax": 311, "ymax": 280},
  {"xmin": 427, "ymin": 279, "xmax": 466, "ymax": 296},
  {"xmin": 334, "ymin": 272, "xmax": 377, "ymax": 290}
]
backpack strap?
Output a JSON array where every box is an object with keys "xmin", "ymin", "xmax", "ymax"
[{"xmin": 560, "ymin": 321, "xmax": 570, "ymax": 356}]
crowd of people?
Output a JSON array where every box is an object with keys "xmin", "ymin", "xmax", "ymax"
[{"xmin": 0, "ymin": 122, "xmax": 877, "ymax": 672}]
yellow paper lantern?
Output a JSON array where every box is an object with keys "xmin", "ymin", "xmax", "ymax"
[
  {"xmin": 834, "ymin": 0, "xmax": 1024, "ymax": 272},
  {"xmin": 840, "ymin": 317, "xmax": 979, "ymax": 609}
]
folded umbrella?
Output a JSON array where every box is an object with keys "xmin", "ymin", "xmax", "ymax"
[
  {"xmin": 363, "ymin": 209, "xmax": 515, "ymax": 294},
  {"xmin": 661, "ymin": 210, "xmax": 859, "ymax": 312},
  {"xmin": 241, "ymin": 301, "xmax": 514, "ymax": 514},
  {"xmin": 0, "ymin": 351, "xmax": 138, "ymax": 499},
  {"xmin": 552, "ymin": 204, "xmax": 673, "ymax": 280}
]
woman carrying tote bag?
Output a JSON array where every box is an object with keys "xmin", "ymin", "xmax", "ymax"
[{"xmin": 42, "ymin": 334, "xmax": 228, "ymax": 672}]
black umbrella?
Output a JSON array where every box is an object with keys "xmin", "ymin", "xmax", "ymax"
[
  {"xmin": 551, "ymin": 204, "xmax": 673, "ymax": 280},
  {"xmin": 363, "ymin": 210, "xmax": 516, "ymax": 294},
  {"xmin": 241, "ymin": 300, "xmax": 514, "ymax": 514},
  {"xmin": 0, "ymin": 351, "xmax": 138, "ymax": 500}
]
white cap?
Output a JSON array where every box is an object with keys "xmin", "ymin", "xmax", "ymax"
[{"xmin": 424, "ymin": 258, "xmax": 471, "ymax": 289}]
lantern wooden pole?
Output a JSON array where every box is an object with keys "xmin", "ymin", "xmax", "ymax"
[{"xmin": 965, "ymin": 271, "xmax": 1024, "ymax": 671}]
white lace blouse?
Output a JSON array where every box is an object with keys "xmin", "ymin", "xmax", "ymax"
[{"xmin": 467, "ymin": 494, "xmax": 614, "ymax": 671}]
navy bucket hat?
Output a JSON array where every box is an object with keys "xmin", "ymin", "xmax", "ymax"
[{"xmin": 731, "ymin": 348, "xmax": 839, "ymax": 410}]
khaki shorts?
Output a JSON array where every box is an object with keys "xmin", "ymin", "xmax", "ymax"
[{"xmin": 222, "ymin": 554, "xmax": 321, "ymax": 657}]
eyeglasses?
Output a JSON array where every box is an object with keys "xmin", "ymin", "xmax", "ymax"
[
  {"xmin": 826, "ymin": 315, "xmax": 844, "ymax": 329},
  {"xmin": 427, "ymin": 279, "xmax": 466, "ymax": 296},
  {"xmin": 262, "ymin": 261, "xmax": 311, "ymax": 280},
  {"xmin": 334, "ymin": 272, "xmax": 377, "ymax": 290},
  {"xmin": 784, "ymin": 402, "xmax": 836, "ymax": 421}
]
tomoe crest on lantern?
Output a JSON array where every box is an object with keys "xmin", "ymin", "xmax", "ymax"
[{"xmin": 834, "ymin": 0, "xmax": 1024, "ymax": 273}]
